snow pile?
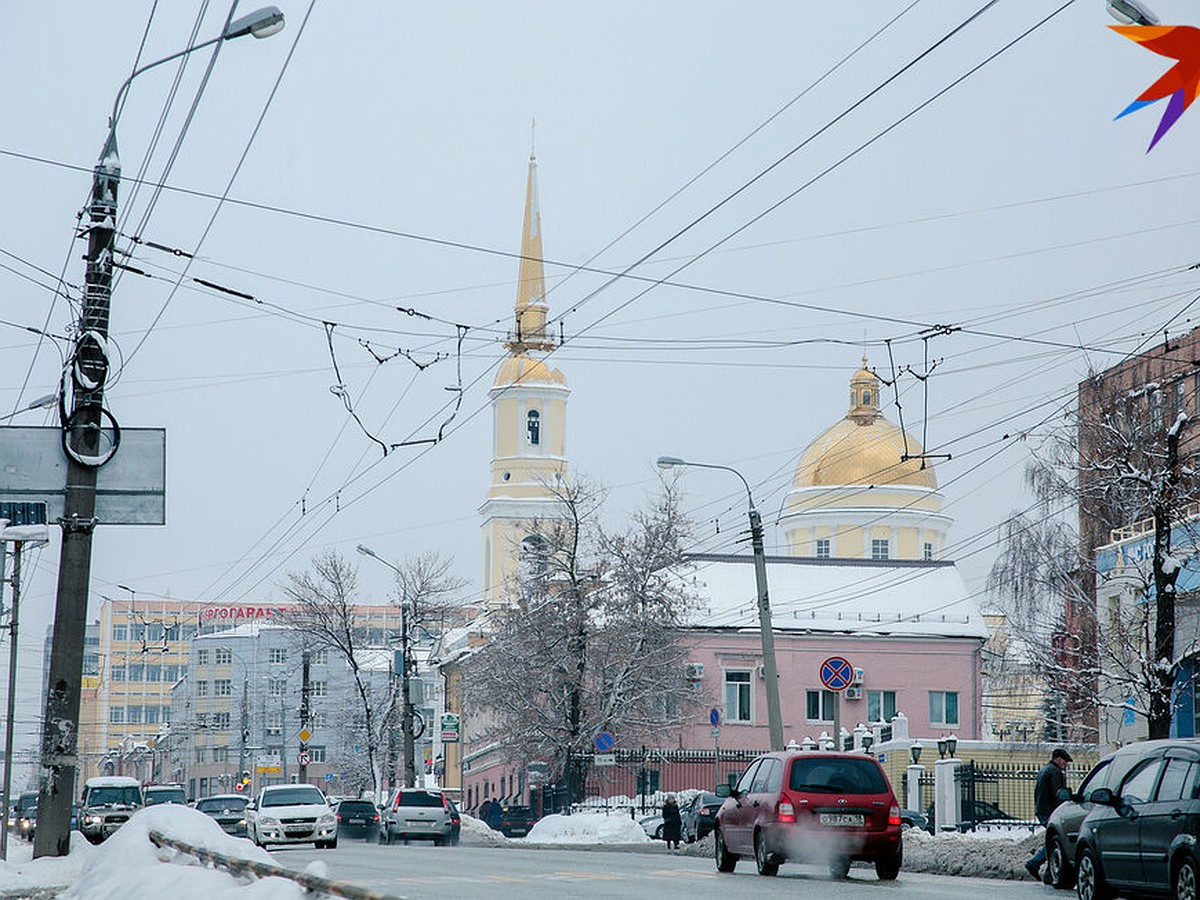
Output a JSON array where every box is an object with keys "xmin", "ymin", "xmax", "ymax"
[
  {"xmin": 460, "ymin": 813, "xmax": 508, "ymax": 845},
  {"xmin": 62, "ymin": 804, "xmax": 309, "ymax": 899},
  {"xmin": 0, "ymin": 832, "xmax": 96, "ymax": 896},
  {"xmin": 525, "ymin": 811, "xmax": 650, "ymax": 844},
  {"xmin": 902, "ymin": 826, "xmax": 1042, "ymax": 880}
]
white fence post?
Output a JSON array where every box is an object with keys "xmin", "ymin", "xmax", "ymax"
[{"xmin": 934, "ymin": 757, "xmax": 962, "ymax": 832}]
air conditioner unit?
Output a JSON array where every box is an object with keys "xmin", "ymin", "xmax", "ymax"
[
  {"xmin": 685, "ymin": 663, "xmax": 705, "ymax": 681},
  {"xmin": 852, "ymin": 667, "xmax": 865, "ymax": 685},
  {"xmin": 844, "ymin": 687, "xmax": 863, "ymax": 700}
]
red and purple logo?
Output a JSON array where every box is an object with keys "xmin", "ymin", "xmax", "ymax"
[{"xmin": 1112, "ymin": 24, "xmax": 1200, "ymax": 151}]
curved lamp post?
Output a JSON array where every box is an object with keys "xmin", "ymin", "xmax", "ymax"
[
  {"xmin": 36, "ymin": 9, "xmax": 285, "ymax": 860},
  {"xmin": 657, "ymin": 456, "xmax": 784, "ymax": 751}
]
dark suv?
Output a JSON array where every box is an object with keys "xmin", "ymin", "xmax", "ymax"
[
  {"xmin": 1073, "ymin": 739, "xmax": 1200, "ymax": 900},
  {"xmin": 713, "ymin": 751, "xmax": 902, "ymax": 880}
]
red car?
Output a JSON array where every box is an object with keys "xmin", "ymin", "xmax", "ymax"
[{"xmin": 713, "ymin": 751, "xmax": 903, "ymax": 880}]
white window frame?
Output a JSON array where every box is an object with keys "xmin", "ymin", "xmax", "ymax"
[
  {"xmin": 871, "ymin": 538, "xmax": 890, "ymax": 561},
  {"xmin": 724, "ymin": 670, "xmax": 752, "ymax": 722},
  {"xmin": 806, "ymin": 689, "xmax": 836, "ymax": 722},
  {"xmin": 929, "ymin": 690, "xmax": 960, "ymax": 726}
]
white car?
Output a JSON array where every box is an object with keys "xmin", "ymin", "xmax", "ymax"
[{"xmin": 246, "ymin": 784, "xmax": 337, "ymax": 849}]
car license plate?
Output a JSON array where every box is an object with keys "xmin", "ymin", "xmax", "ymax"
[
  {"xmin": 819, "ymin": 813, "xmax": 863, "ymax": 827},
  {"xmin": 348, "ymin": 818, "xmax": 365, "ymax": 824}
]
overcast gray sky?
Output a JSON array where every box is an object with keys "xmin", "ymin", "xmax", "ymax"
[{"xmin": 4, "ymin": 1, "xmax": 1200, "ymax": 761}]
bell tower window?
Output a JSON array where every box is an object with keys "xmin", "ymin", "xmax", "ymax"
[
  {"xmin": 862, "ymin": 390, "xmax": 871, "ymax": 405},
  {"xmin": 526, "ymin": 409, "xmax": 541, "ymax": 446}
]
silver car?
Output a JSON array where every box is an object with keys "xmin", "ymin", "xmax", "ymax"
[
  {"xmin": 246, "ymin": 784, "xmax": 337, "ymax": 849},
  {"xmin": 381, "ymin": 788, "xmax": 455, "ymax": 845}
]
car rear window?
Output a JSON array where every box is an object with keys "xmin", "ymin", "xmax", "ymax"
[
  {"xmin": 337, "ymin": 801, "xmax": 377, "ymax": 815},
  {"xmin": 145, "ymin": 788, "xmax": 187, "ymax": 805},
  {"xmin": 262, "ymin": 787, "xmax": 326, "ymax": 807},
  {"xmin": 398, "ymin": 791, "xmax": 444, "ymax": 808},
  {"xmin": 788, "ymin": 757, "xmax": 888, "ymax": 794},
  {"xmin": 17, "ymin": 795, "xmax": 38, "ymax": 812}
]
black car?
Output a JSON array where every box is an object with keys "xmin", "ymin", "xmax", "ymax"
[
  {"xmin": 680, "ymin": 792, "xmax": 722, "ymax": 843},
  {"xmin": 1074, "ymin": 739, "xmax": 1200, "ymax": 900},
  {"xmin": 335, "ymin": 799, "xmax": 381, "ymax": 841},
  {"xmin": 195, "ymin": 794, "xmax": 250, "ymax": 836},
  {"xmin": 899, "ymin": 808, "xmax": 932, "ymax": 833},
  {"xmin": 926, "ymin": 798, "xmax": 1015, "ymax": 831},
  {"xmin": 14, "ymin": 792, "xmax": 38, "ymax": 841},
  {"xmin": 491, "ymin": 805, "xmax": 538, "ymax": 838},
  {"xmin": 1044, "ymin": 750, "xmax": 1123, "ymax": 889}
]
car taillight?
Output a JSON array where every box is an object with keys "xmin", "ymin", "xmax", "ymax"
[
  {"xmin": 888, "ymin": 805, "xmax": 901, "ymax": 826},
  {"xmin": 776, "ymin": 801, "xmax": 796, "ymax": 824},
  {"xmin": 373, "ymin": 814, "xmax": 380, "ymax": 822},
  {"xmin": 336, "ymin": 814, "xmax": 342, "ymax": 821}
]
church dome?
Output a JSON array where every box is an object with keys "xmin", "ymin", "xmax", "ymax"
[
  {"xmin": 793, "ymin": 358, "xmax": 937, "ymax": 490},
  {"xmin": 493, "ymin": 352, "xmax": 567, "ymax": 388}
]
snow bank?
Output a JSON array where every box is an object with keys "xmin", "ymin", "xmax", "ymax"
[
  {"xmin": 525, "ymin": 811, "xmax": 650, "ymax": 844},
  {"xmin": 62, "ymin": 805, "xmax": 310, "ymax": 899},
  {"xmin": 460, "ymin": 813, "xmax": 508, "ymax": 845},
  {"xmin": 0, "ymin": 832, "xmax": 95, "ymax": 896},
  {"xmin": 902, "ymin": 826, "xmax": 1042, "ymax": 880}
]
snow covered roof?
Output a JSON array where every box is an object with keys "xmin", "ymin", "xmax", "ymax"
[{"xmin": 684, "ymin": 554, "xmax": 989, "ymax": 639}]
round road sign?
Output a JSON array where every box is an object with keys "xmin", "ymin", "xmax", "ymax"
[
  {"xmin": 709, "ymin": 708, "xmax": 721, "ymax": 727},
  {"xmin": 819, "ymin": 656, "xmax": 854, "ymax": 692},
  {"xmin": 594, "ymin": 731, "xmax": 615, "ymax": 753},
  {"xmin": 297, "ymin": 751, "xmax": 311, "ymax": 766}
]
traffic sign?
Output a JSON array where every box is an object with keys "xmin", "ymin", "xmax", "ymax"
[
  {"xmin": 594, "ymin": 731, "xmax": 615, "ymax": 753},
  {"xmin": 298, "ymin": 728, "xmax": 312, "ymax": 743},
  {"xmin": 298, "ymin": 751, "xmax": 311, "ymax": 766},
  {"xmin": 440, "ymin": 713, "xmax": 460, "ymax": 742},
  {"xmin": 820, "ymin": 656, "xmax": 854, "ymax": 692},
  {"xmin": 594, "ymin": 753, "xmax": 616, "ymax": 767},
  {"xmin": 234, "ymin": 782, "xmax": 244, "ymax": 792},
  {"xmin": 709, "ymin": 708, "xmax": 721, "ymax": 727},
  {"xmin": 710, "ymin": 727, "xmax": 721, "ymax": 739},
  {"xmin": 325, "ymin": 773, "xmax": 334, "ymax": 783}
]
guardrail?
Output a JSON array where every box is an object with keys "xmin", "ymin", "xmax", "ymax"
[{"xmin": 147, "ymin": 830, "xmax": 404, "ymax": 900}]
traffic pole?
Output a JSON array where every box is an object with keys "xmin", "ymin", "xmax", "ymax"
[{"xmin": 1, "ymin": 542, "xmax": 23, "ymax": 861}]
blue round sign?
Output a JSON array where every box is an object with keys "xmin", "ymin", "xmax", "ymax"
[
  {"xmin": 709, "ymin": 708, "xmax": 721, "ymax": 727},
  {"xmin": 820, "ymin": 656, "xmax": 854, "ymax": 692},
  {"xmin": 594, "ymin": 731, "xmax": 615, "ymax": 753}
]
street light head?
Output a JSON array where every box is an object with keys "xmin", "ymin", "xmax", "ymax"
[
  {"xmin": 224, "ymin": 6, "xmax": 286, "ymax": 40},
  {"xmin": 1106, "ymin": 0, "xmax": 1159, "ymax": 25},
  {"xmin": 356, "ymin": 544, "xmax": 377, "ymax": 559},
  {"xmin": 656, "ymin": 455, "xmax": 686, "ymax": 469}
]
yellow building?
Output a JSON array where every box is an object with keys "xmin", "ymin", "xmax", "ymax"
[
  {"xmin": 479, "ymin": 150, "xmax": 571, "ymax": 603},
  {"xmin": 784, "ymin": 358, "xmax": 952, "ymax": 562}
]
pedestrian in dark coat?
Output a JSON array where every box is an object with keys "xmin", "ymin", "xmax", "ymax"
[
  {"xmin": 1025, "ymin": 747, "xmax": 1072, "ymax": 881},
  {"xmin": 662, "ymin": 795, "xmax": 682, "ymax": 850}
]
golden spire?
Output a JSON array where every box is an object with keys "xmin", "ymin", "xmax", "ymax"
[{"xmin": 507, "ymin": 141, "xmax": 554, "ymax": 353}]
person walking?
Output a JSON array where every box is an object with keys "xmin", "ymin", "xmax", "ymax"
[
  {"xmin": 661, "ymin": 795, "xmax": 682, "ymax": 851},
  {"xmin": 1025, "ymin": 747, "xmax": 1072, "ymax": 881}
]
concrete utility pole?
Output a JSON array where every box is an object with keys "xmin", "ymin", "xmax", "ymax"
[
  {"xmin": 35, "ymin": 130, "xmax": 120, "ymax": 860},
  {"xmin": 238, "ymin": 679, "xmax": 249, "ymax": 788},
  {"xmin": 1, "ymin": 542, "xmax": 24, "ymax": 861},
  {"xmin": 401, "ymin": 608, "xmax": 416, "ymax": 788}
]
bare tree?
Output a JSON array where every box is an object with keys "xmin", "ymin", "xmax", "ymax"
[
  {"xmin": 282, "ymin": 551, "xmax": 390, "ymax": 799},
  {"xmin": 464, "ymin": 477, "xmax": 701, "ymax": 802},
  {"xmin": 990, "ymin": 377, "xmax": 1200, "ymax": 740}
]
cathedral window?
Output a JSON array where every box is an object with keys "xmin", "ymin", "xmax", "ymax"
[
  {"xmin": 923, "ymin": 542, "xmax": 933, "ymax": 561},
  {"xmin": 815, "ymin": 538, "xmax": 830, "ymax": 559},
  {"xmin": 862, "ymin": 390, "xmax": 871, "ymax": 405},
  {"xmin": 871, "ymin": 539, "xmax": 890, "ymax": 561},
  {"xmin": 526, "ymin": 409, "xmax": 541, "ymax": 446}
]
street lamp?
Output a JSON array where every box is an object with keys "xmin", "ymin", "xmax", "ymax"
[
  {"xmin": 357, "ymin": 544, "xmax": 417, "ymax": 789},
  {"xmin": 910, "ymin": 742, "xmax": 922, "ymax": 765},
  {"xmin": 35, "ymin": 11, "xmax": 285, "ymax": 860},
  {"xmin": 1106, "ymin": 0, "xmax": 1159, "ymax": 25},
  {"xmin": 656, "ymin": 455, "xmax": 784, "ymax": 751}
]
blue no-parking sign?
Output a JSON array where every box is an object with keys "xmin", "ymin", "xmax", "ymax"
[
  {"xmin": 820, "ymin": 656, "xmax": 854, "ymax": 692},
  {"xmin": 594, "ymin": 731, "xmax": 615, "ymax": 753}
]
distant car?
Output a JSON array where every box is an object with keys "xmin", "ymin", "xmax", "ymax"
[
  {"xmin": 926, "ymin": 798, "xmax": 1016, "ymax": 831},
  {"xmin": 143, "ymin": 785, "xmax": 188, "ymax": 807},
  {"xmin": 79, "ymin": 776, "xmax": 143, "ymax": 844},
  {"xmin": 491, "ymin": 805, "xmax": 538, "ymax": 838},
  {"xmin": 247, "ymin": 784, "xmax": 338, "ymax": 849},
  {"xmin": 714, "ymin": 751, "xmax": 903, "ymax": 880},
  {"xmin": 195, "ymin": 794, "xmax": 250, "ymax": 836},
  {"xmin": 681, "ymin": 792, "xmax": 723, "ymax": 843},
  {"xmin": 14, "ymin": 792, "xmax": 38, "ymax": 841},
  {"xmin": 446, "ymin": 798, "xmax": 462, "ymax": 846},
  {"xmin": 899, "ymin": 808, "xmax": 932, "ymax": 833},
  {"xmin": 334, "ymin": 799, "xmax": 380, "ymax": 841},
  {"xmin": 640, "ymin": 813, "xmax": 665, "ymax": 840},
  {"xmin": 381, "ymin": 788, "xmax": 456, "ymax": 846}
]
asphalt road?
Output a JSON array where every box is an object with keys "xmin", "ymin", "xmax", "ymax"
[{"xmin": 272, "ymin": 839, "xmax": 1057, "ymax": 899}]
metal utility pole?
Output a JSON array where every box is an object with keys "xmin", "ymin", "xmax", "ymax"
[
  {"xmin": 238, "ymin": 679, "xmax": 249, "ymax": 787},
  {"xmin": 35, "ymin": 131, "xmax": 120, "ymax": 860},
  {"xmin": 401, "ymin": 605, "xmax": 416, "ymax": 788},
  {"xmin": 298, "ymin": 650, "xmax": 310, "ymax": 783},
  {"xmin": 1, "ymin": 542, "xmax": 24, "ymax": 861}
]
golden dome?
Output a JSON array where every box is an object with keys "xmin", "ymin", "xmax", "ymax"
[
  {"xmin": 494, "ymin": 352, "xmax": 567, "ymax": 388},
  {"xmin": 794, "ymin": 358, "xmax": 938, "ymax": 489}
]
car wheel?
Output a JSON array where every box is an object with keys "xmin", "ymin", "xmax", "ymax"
[
  {"xmin": 654, "ymin": 825, "xmax": 664, "ymax": 841},
  {"xmin": 1076, "ymin": 847, "xmax": 1111, "ymax": 900},
  {"xmin": 875, "ymin": 845, "xmax": 902, "ymax": 881},
  {"xmin": 434, "ymin": 836, "xmax": 444, "ymax": 847},
  {"xmin": 828, "ymin": 855, "xmax": 851, "ymax": 880},
  {"xmin": 714, "ymin": 827, "xmax": 737, "ymax": 873},
  {"xmin": 754, "ymin": 831, "xmax": 779, "ymax": 877},
  {"xmin": 1176, "ymin": 856, "xmax": 1197, "ymax": 900},
  {"xmin": 1047, "ymin": 833, "xmax": 1074, "ymax": 889}
]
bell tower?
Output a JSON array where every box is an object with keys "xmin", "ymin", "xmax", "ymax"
[{"xmin": 480, "ymin": 148, "xmax": 570, "ymax": 602}]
